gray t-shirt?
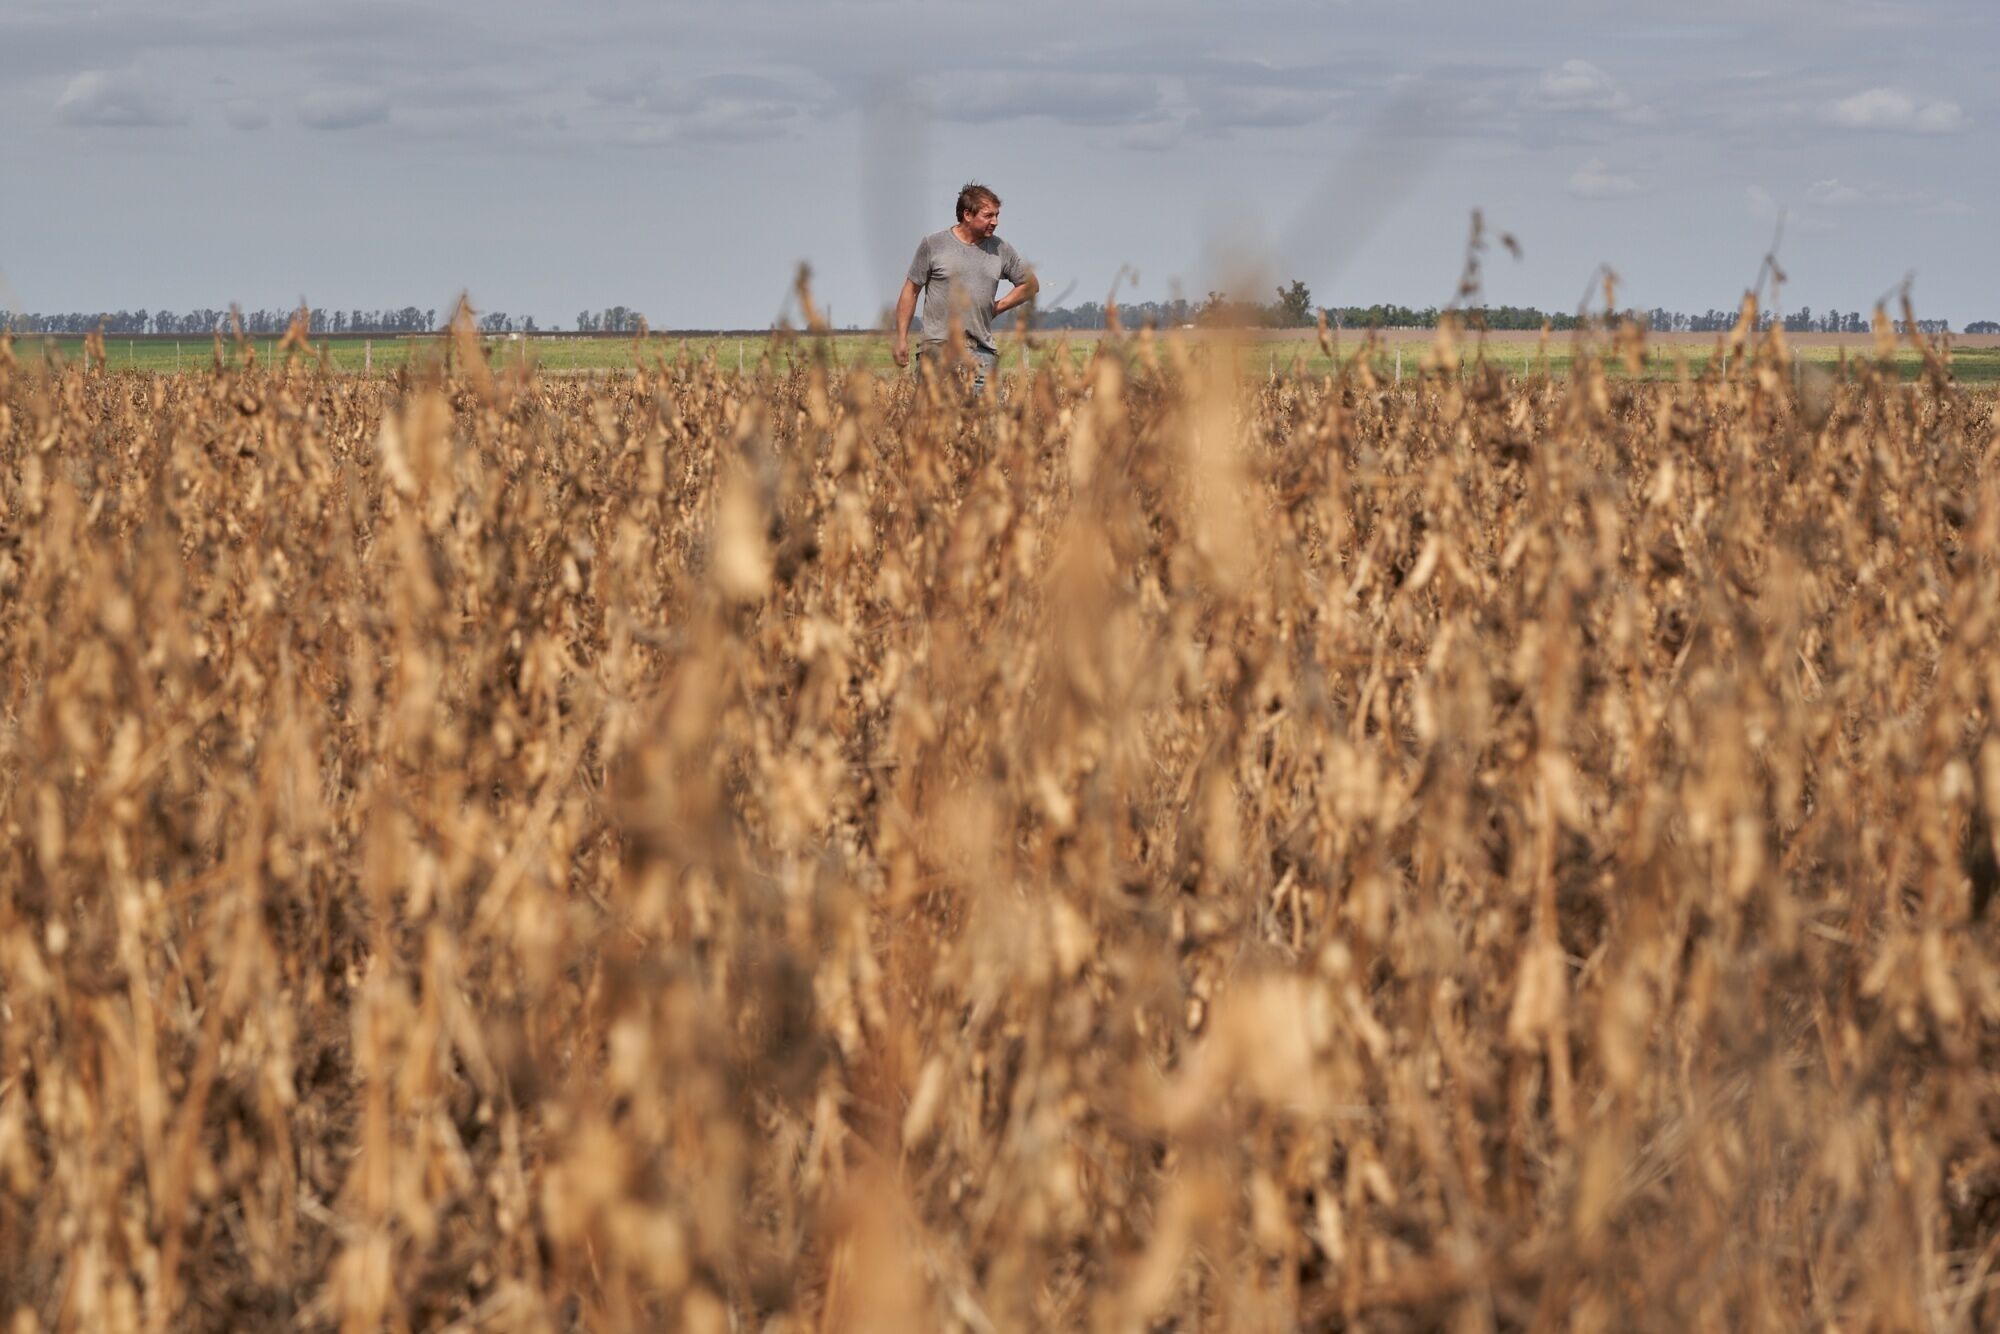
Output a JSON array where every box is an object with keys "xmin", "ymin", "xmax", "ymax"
[{"xmin": 906, "ymin": 228, "xmax": 1029, "ymax": 354}]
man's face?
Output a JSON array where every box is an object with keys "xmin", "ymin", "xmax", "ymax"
[{"xmin": 962, "ymin": 201, "xmax": 1000, "ymax": 240}]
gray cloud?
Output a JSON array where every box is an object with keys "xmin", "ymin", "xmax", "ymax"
[
  {"xmin": 53, "ymin": 69, "xmax": 185, "ymax": 127},
  {"xmin": 1807, "ymin": 177, "xmax": 1907, "ymax": 206},
  {"xmin": 506, "ymin": 107, "xmax": 569, "ymax": 134},
  {"xmin": 1, "ymin": 4, "xmax": 531, "ymax": 91},
  {"xmin": 1746, "ymin": 185, "xmax": 1833, "ymax": 234},
  {"xmin": 1807, "ymin": 178, "xmax": 1865, "ymax": 205},
  {"xmin": 678, "ymin": 101, "xmax": 798, "ymax": 144},
  {"xmin": 1821, "ymin": 87, "xmax": 1967, "ymax": 134},
  {"xmin": 609, "ymin": 102, "xmax": 798, "ymax": 148},
  {"xmin": 1103, "ymin": 115, "xmax": 1191, "ymax": 152},
  {"xmin": 587, "ymin": 68, "xmax": 825, "ymax": 146},
  {"xmin": 926, "ymin": 72, "xmax": 1168, "ymax": 126},
  {"xmin": 584, "ymin": 70, "xmax": 828, "ymax": 150},
  {"xmin": 223, "ymin": 98, "xmax": 268, "ymax": 130},
  {"xmin": 1190, "ymin": 84, "xmax": 1343, "ymax": 132},
  {"xmin": 1568, "ymin": 158, "xmax": 1644, "ymax": 199},
  {"xmin": 406, "ymin": 71, "xmax": 563, "ymax": 113},
  {"xmin": 1527, "ymin": 60, "xmax": 1629, "ymax": 113},
  {"xmin": 1806, "ymin": 178, "xmax": 1970, "ymax": 215},
  {"xmin": 590, "ymin": 65, "xmax": 698, "ymax": 115},
  {"xmin": 298, "ymin": 88, "xmax": 390, "ymax": 130},
  {"xmin": 906, "ymin": 59, "xmax": 1356, "ymax": 136},
  {"xmin": 1521, "ymin": 58, "xmax": 1660, "ymax": 131}
]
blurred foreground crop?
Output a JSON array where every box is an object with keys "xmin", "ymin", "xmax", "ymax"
[{"xmin": 3, "ymin": 321, "xmax": 2000, "ymax": 1331}]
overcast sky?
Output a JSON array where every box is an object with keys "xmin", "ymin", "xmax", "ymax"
[{"xmin": 2, "ymin": 0, "xmax": 1993, "ymax": 328}]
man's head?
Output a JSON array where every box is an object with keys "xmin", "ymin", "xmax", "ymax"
[{"xmin": 955, "ymin": 182, "xmax": 1001, "ymax": 240}]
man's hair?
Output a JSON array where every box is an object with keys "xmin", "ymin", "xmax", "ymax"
[{"xmin": 955, "ymin": 182, "xmax": 1001, "ymax": 221}]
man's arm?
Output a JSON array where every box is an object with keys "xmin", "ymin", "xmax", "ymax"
[
  {"xmin": 994, "ymin": 270, "xmax": 1040, "ymax": 318},
  {"xmin": 893, "ymin": 279, "xmax": 920, "ymax": 367}
]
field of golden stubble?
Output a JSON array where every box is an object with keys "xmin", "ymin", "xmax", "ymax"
[{"xmin": 2, "ymin": 319, "xmax": 1999, "ymax": 1332}]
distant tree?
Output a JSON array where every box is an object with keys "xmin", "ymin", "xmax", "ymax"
[
  {"xmin": 1274, "ymin": 279, "xmax": 1314, "ymax": 328},
  {"xmin": 1195, "ymin": 290, "xmax": 1271, "ymax": 327},
  {"xmin": 596, "ymin": 305, "xmax": 644, "ymax": 333},
  {"xmin": 1968, "ymin": 320, "xmax": 2000, "ymax": 334}
]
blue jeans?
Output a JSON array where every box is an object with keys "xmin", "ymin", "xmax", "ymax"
[{"xmin": 917, "ymin": 343, "xmax": 997, "ymax": 394}]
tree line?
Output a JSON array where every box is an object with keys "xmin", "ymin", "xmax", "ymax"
[
  {"xmin": 0, "ymin": 306, "xmax": 651, "ymax": 337},
  {"xmin": 0, "ymin": 307, "xmax": 439, "ymax": 336},
  {"xmin": 6, "ymin": 291, "xmax": 1981, "ymax": 339},
  {"xmin": 1002, "ymin": 281, "xmax": 1976, "ymax": 336}
]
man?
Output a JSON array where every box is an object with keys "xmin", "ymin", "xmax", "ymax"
[{"xmin": 893, "ymin": 182, "xmax": 1038, "ymax": 394}]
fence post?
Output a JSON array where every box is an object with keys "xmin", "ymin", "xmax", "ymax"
[
  {"xmin": 1395, "ymin": 347, "xmax": 1402, "ymax": 384},
  {"xmin": 365, "ymin": 340, "xmax": 372, "ymax": 375}
]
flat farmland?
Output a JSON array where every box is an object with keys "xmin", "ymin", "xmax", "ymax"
[{"xmin": 12, "ymin": 326, "xmax": 2000, "ymax": 382}]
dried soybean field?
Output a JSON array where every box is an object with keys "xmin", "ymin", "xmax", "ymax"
[{"xmin": 3, "ymin": 320, "xmax": 2000, "ymax": 1331}]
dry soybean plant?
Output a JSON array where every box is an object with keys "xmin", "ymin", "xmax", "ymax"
[{"xmin": 2, "ymin": 314, "xmax": 1999, "ymax": 1332}]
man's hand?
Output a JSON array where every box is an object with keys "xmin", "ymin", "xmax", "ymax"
[
  {"xmin": 994, "ymin": 271, "xmax": 1041, "ymax": 318},
  {"xmin": 893, "ymin": 279, "xmax": 919, "ymax": 370}
]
